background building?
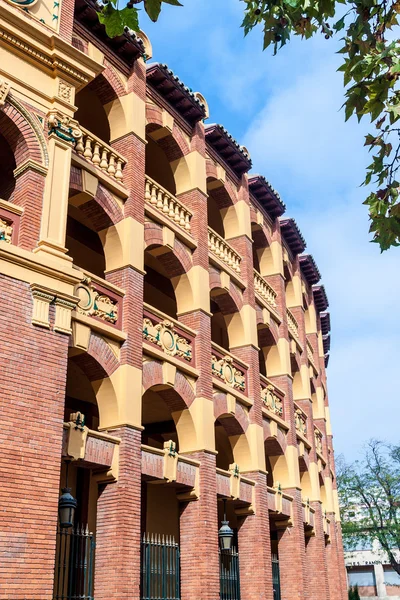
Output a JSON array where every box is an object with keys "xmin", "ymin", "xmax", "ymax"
[
  {"xmin": 346, "ymin": 544, "xmax": 400, "ymax": 599},
  {"xmin": 0, "ymin": 0, "xmax": 346, "ymax": 598}
]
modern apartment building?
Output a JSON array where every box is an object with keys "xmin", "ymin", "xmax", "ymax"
[{"xmin": 0, "ymin": 0, "xmax": 346, "ymax": 597}]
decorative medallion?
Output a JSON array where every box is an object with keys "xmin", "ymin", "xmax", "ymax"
[
  {"xmin": 48, "ymin": 111, "xmax": 82, "ymax": 145},
  {"xmin": 211, "ymin": 354, "xmax": 246, "ymax": 393},
  {"xmin": 4, "ymin": 0, "xmax": 38, "ymax": 7},
  {"xmin": 143, "ymin": 318, "xmax": 192, "ymax": 361},
  {"xmin": 75, "ymin": 278, "xmax": 119, "ymax": 325},
  {"xmin": 58, "ymin": 80, "xmax": 73, "ymax": 103},
  {"xmin": 0, "ymin": 218, "xmax": 13, "ymax": 244},
  {"xmin": 261, "ymin": 384, "xmax": 283, "ymax": 417}
]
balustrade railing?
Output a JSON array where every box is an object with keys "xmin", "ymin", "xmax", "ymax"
[
  {"xmin": 211, "ymin": 343, "xmax": 247, "ymax": 395},
  {"xmin": 253, "ymin": 269, "xmax": 277, "ymax": 310},
  {"xmin": 145, "ymin": 175, "xmax": 192, "ymax": 233},
  {"xmin": 75, "ymin": 126, "xmax": 127, "ymax": 182},
  {"xmin": 260, "ymin": 377, "xmax": 284, "ymax": 419},
  {"xmin": 74, "ymin": 272, "xmax": 123, "ymax": 329},
  {"xmin": 208, "ymin": 227, "xmax": 241, "ymax": 275},
  {"xmin": 143, "ymin": 304, "xmax": 195, "ymax": 364},
  {"xmin": 294, "ymin": 404, "xmax": 307, "ymax": 437},
  {"xmin": 286, "ymin": 308, "xmax": 299, "ymax": 340}
]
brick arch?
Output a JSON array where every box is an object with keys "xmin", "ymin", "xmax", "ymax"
[
  {"xmin": 213, "ymin": 392, "xmax": 249, "ymax": 433},
  {"xmin": 103, "ymin": 61, "xmax": 127, "ymax": 99},
  {"xmin": 207, "ymin": 178, "xmax": 236, "ymax": 209},
  {"xmin": 0, "ymin": 101, "xmax": 44, "ymax": 167},
  {"xmin": 144, "ymin": 222, "xmax": 193, "ymax": 276},
  {"xmin": 252, "ymin": 223, "xmax": 272, "ymax": 250},
  {"xmin": 69, "ymin": 332, "xmax": 120, "ymax": 381},
  {"xmin": 142, "ymin": 360, "xmax": 195, "ymax": 410},
  {"xmin": 206, "ymin": 158, "xmax": 218, "ymax": 180},
  {"xmin": 145, "ymin": 122, "xmax": 189, "ymax": 163},
  {"xmin": 258, "ymin": 322, "xmax": 280, "ymax": 348},
  {"xmin": 69, "ymin": 170, "xmax": 123, "ymax": 231},
  {"xmin": 299, "ymin": 452, "xmax": 311, "ymax": 473},
  {"xmin": 264, "ymin": 428, "xmax": 287, "ymax": 454},
  {"xmin": 210, "ymin": 283, "xmax": 243, "ymax": 315},
  {"xmin": 146, "ymin": 103, "xmax": 163, "ymax": 128}
]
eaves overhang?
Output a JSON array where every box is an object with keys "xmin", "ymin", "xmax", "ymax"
[
  {"xmin": 248, "ymin": 175, "xmax": 286, "ymax": 219},
  {"xmin": 75, "ymin": 0, "xmax": 144, "ymax": 66},
  {"xmin": 313, "ymin": 285, "xmax": 329, "ymax": 313},
  {"xmin": 323, "ymin": 334, "xmax": 331, "ymax": 354},
  {"xmin": 325, "ymin": 354, "xmax": 330, "ymax": 368},
  {"xmin": 280, "ymin": 217, "xmax": 306, "ymax": 256},
  {"xmin": 299, "ymin": 254, "xmax": 321, "ymax": 286},
  {"xmin": 146, "ymin": 63, "xmax": 207, "ymax": 126},
  {"xmin": 320, "ymin": 312, "xmax": 331, "ymax": 336},
  {"xmin": 205, "ymin": 124, "xmax": 252, "ymax": 178}
]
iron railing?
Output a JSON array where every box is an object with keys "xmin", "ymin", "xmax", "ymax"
[
  {"xmin": 272, "ymin": 553, "xmax": 281, "ymax": 600},
  {"xmin": 141, "ymin": 533, "xmax": 180, "ymax": 600},
  {"xmin": 219, "ymin": 548, "xmax": 240, "ymax": 600},
  {"xmin": 54, "ymin": 525, "xmax": 95, "ymax": 600}
]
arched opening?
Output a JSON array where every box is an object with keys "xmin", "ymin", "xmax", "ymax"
[
  {"xmin": 65, "ymin": 358, "xmax": 99, "ymax": 431},
  {"xmin": 75, "ymin": 76, "xmax": 114, "ymax": 144},
  {"xmin": 258, "ymin": 327, "xmax": 280, "ymax": 378},
  {"xmin": 145, "ymin": 132, "xmax": 176, "ymax": 195},
  {"xmin": 144, "ymin": 249, "xmax": 178, "ymax": 319},
  {"xmin": 265, "ymin": 437, "xmax": 289, "ymax": 488},
  {"xmin": 0, "ymin": 130, "xmax": 16, "ymax": 200},
  {"xmin": 300, "ymin": 464, "xmax": 313, "ymax": 500},
  {"xmin": 210, "ymin": 297, "xmax": 230, "ymax": 350},
  {"xmin": 66, "ymin": 207, "xmax": 106, "ymax": 277},
  {"xmin": 207, "ymin": 178, "xmax": 234, "ymax": 239},
  {"xmin": 215, "ymin": 417, "xmax": 235, "ymax": 470},
  {"xmin": 141, "ymin": 388, "xmax": 179, "ymax": 451}
]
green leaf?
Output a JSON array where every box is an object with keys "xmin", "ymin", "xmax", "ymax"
[
  {"xmin": 334, "ymin": 16, "xmax": 346, "ymax": 31},
  {"xmin": 162, "ymin": 0, "xmax": 183, "ymax": 5},
  {"xmin": 119, "ymin": 6, "xmax": 140, "ymax": 30},
  {"xmin": 145, "ymin": 0, "xmax": 162, "ymax": 21},
  {"xmin": 98, "ymin": 5, "xmax": 128, "ymax": 38}
]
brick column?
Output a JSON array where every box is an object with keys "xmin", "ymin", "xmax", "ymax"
[
  {"xmin": 326, "ymin": 514, "xmax": 345, "ymax": 600},
  {"xmin": 179, "ymin": 450, "xmax": 219, "ymax": 600},
  {"xmin": 306, "ymin": 502, "xmax": 330, "ymax": 600},
  {"xmin": 277, "ymin": 489, "xmax": 308, "ymax": 600},
  {"xmin": 238, "ymin": 471, "xmax": 274, "ymax": 600},
  {"xmin": 0, "ymin": 276, "xmax": 69, "ymax": 600},
  {"xmin": 94, "ymin": 425, "xmax": 142, "ymax": 599}
]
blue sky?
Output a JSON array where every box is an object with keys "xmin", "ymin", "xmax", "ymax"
[{"xmin": 142, "ymin": 0, "xmax": 399, "ymax": 461}]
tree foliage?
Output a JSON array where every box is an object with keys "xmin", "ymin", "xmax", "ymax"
[
  {"xmin": 96, "ymin": 0, "xmax": 400, "ymax": 250},
  {"xmin": 348, "ymin": 585, "xmax": 361, "ymax": 600},
  {"xmin": 337, "ymin": 440, "xmax": 400, "ymax": 574}
]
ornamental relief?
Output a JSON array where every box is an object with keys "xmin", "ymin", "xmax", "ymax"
[
  {"xmin": 74, "ymin": 279, "xmax": 118, "ymax": 325},
  {"xmin": 0, "ymin": 78, "xmax": 10, "ymax": 107},
  {"xmin": 0, "ymin": 218, "xmax": 13, "ymax": 243},
  {"xmin": 211, "ymin": 355, "xmax": 246, "ymax": 393},
  {"xmin": 143, "ymin": 318, "xmax": 192, "ymax": 362},
  {"xmin": 294, "ymin": 408, "xmax": 307, "ymax": 436},
  {"xmin": 261, "ymin": 385, "xmax": 283, "ymax": 418}
]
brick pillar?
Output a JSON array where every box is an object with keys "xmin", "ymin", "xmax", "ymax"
[
  {"xmin": 277, "ymin": 489, "xmax": 307, "ymax": 600},
  {"xmin": 238, "ymin": 471, "xmax": 274, "ymax": 600},
  {"xmin": 0, "ymin": 276, "xmax": 69, "ymax": 600},
  {"xmin": 179, "ymin": 450, "xmax": 219, "ymax": 600},
  {"xmin": 335, "ymin": 521, "xmax": 349, "ymax": 600},
  {"xmin": 306, "ymin": 502, "xmax": 330, "ymax": 600},
  {"xmin": 94, "ymin": 426, "xmax": 142, "ymax": 599},
  {"xmin": 326, "ymin": 514, "xmax": 344, "ymax": 600}
]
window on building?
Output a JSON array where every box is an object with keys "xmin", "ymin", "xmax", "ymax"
[
  {"xmin": 348, "ymin": 568, "xmax": 376, "ymax": 587},
  {"xmin": 383, "ymin": 567, "xmax": 400, "ymax": 586}
]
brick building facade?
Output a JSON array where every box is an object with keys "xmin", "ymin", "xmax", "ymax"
[{"xmin": 0, "ymin": 0, "xmax": 347, "ymax": 597}]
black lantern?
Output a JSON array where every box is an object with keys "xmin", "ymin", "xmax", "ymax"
[
  {"xmin": 218, "ymin": 499, "xmax": 234, "ymax": 552},
  {"xmin": 58, "ymin": 462, "xmax": 77, "ymax": 529}
]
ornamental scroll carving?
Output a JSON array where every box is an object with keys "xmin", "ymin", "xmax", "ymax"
[
  {"xmin": 0, "ymin": 218, "xmax": 12, "ymax": 243},
  {"xmin": 75, "ymin": 278, "xmax": 118, "ymax": 325},
  {"xmin": 261, "ymin": 384, "xmax": 283, "ymax": 417},
  {"xmin": 211, "ymin": 355, "xmax": 246, "ymax": 393},
  {"xmin": 294, "ymin": 408, "xmax": 307, "ymax": 436},
  {"xmin": 48, "ymin": 111, "xmax": 82, "ymax": 145},
  {"xmin": 0, "ymin": 78, "xmax": 10, "ymax": 107},
  {"xmin": 143, "ymin": 318, "xmax": 192, "ymax": 361},
  {"xmin": 314, "ymin": 428, "xmax": 323, "ymax": 454}
]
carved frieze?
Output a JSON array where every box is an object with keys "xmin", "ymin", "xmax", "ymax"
[
  {"xmin": 48, "ymin": 111, "xmax": 82, "ymax": 145},
  {"xmin": 75, "ymin": 278, "xmax": 119, "ymax": 325},
  {"xmin": 294, "ymin": 407, "xmax": 307, "ymax": 436},
  {"xmin": 0, "ymin": 218, "xmax": 13, "ymax": 244},
  {"xmin": 261, "ymin": 384, "xmax": 283, "ymax": 417},
  {"xmin": 143, "ymin": 317, "xmax": 192, "ymax": 361},
  {"xmin": 0, "ymin": 78, "xmax": 10, "ymax": 107},
  {"xmin": 211, "ymin": 354, "xmax": 245, "ymax": 393}
]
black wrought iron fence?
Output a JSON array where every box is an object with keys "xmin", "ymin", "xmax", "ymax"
[
  {"xmin": 53, "ymin": 525, "xmax": 95, "ymax": 600},
  {"xmin": 141, "ymin": 533, "xmax": 180, "ymax": 600},
  {"xmin": 272, "ymin": 553, "xmax": 281, "ymax": 600},
  {"xmin": 219, "ymin": 547, "xmax": 240, "ymax": 600}
]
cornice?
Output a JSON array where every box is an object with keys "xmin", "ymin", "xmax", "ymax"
[{"xmin": 0, "ymin": 3, "xmax": 103, "ymax": 87}]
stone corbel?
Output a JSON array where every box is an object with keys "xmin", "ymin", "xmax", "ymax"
[
  {"xmin": 30, "ymin": 284, "xmax": 55, "ymax": 328},
  {"xmin": 64, "ymin": 412, "xmax": 88, "ymax": 460},
  {"xmin": 54, "ymin": 293, "xmax": 79, "ymax": 334},
  {"xmin": 177, "ymin": 466, "xmax": 200, "ymax": 502},
  {"xmin": 229, "ymin": 463, "xmax": 241, "ymax": 500},
  {"xmin": 163, "ymin": 440, "xmax": 178, "ymax": 483},
  {"xmin": 0, "ymin": 78, "xmax": 10, "ymax": 108}
]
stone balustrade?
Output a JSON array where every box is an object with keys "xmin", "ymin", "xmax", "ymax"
[
  {"xmin": 143, "ymin": 304, "xmax": 195, "ymax": 363},
  {"xmin": 211, "ymin": 342, "xmax": 247, "ymax": 394},
  {"xmin": 286, "ymin": 308, "xmax": 299, "ymax": 339},
  {"xmin": 294, "ymin": 404, "xmax": 307, "ymax": 437},
  {"xmin": 260, "ymin": 376, "xmax": 284, "ymax": 418},
  {"xmin": 208, "ymin": 227, "xmax": 241, "ymax": 274},
  {"xmin": 145, "ymin": 175, "xmax": 192, "ymax": 233},
  {"xmin": 75, "ymin": 126, "xmax": 127, "ymax": 182},
  {"xmin": 254, "ymin": 269, "xmax": 277, "ymax": 309},
  {"xmin": 74, "ymin": 272, "xmax": 123, "ymax": 328}
]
